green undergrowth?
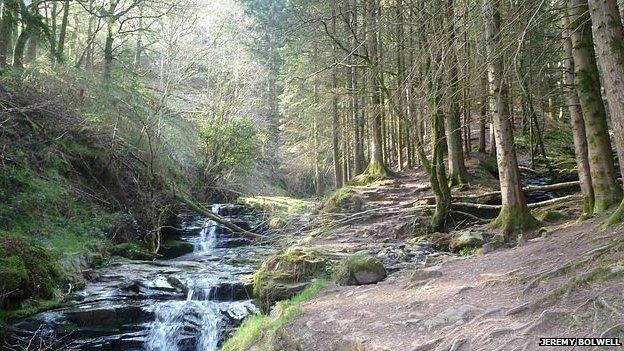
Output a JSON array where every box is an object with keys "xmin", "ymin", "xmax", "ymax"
[
  {"xmin": 459, "ymin": 246, "xmax": 478, "ymax": 256},
  {"xmin": 0, "ymin": 65, "xmax": 204, "ymax": 320},
  {"xmin": 0, "ymin": 298, "xmax": 66, "ymax": 325},
  {"xmin": 221, "ymin": 279, "xmax": 326, "ymax": 351},
  {"xmin": 515, "ymin": 122, "xmax": 576, "ymax": 174},
  {"xmin": 239, "ymin": 196, "xmax": 316, "ymax": 214}
]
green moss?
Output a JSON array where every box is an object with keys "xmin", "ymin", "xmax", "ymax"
[
  {"xmin": 221, "ymin": 280, "xmax": 326, "ymax": 351},
  {"xmin": 604, "ymin": 200, "xmax": 624, "ymax": 227},
  {"xmin": 350, "ymin": 161, "xmax": 391, "ymax": 186},
  {"xmin": 532, "ymin": 209, "xmax": 565, "ymax": 223},
  {"xmin": 252, "ymin": 248, "xmax": 327, "ymax": 310},
  {"xmin": 323, "ymin": 187, "xmax": 364, "ymax": 213},
  {"xmin": 111, "ymin": 243, "xmax": 157, "ymax": 260},
  {"xmin": 459, "ymin": 246, "xmax": 478, "ymax": 256},
  {"xmin": 489, "ymin": 204, "xmax": 540, "ymax": 238},
  {"xmin": 332, "ymin": 253, "xmax": 386, "ymax": 286},
  {"xmin": 0, "ymin": 298, "xmax": 65, "ymax": 325},
  {"xmin": 0, "ymin": 236, "xmax": 61, "ymax": 311},
  {"xmin": 238, "ymin": 196, "xmax": 316, "ymax": 214}
]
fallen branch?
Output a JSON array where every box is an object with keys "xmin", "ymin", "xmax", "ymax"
[
  {"xmin": 416, "ymin": 195, "xmax": 581, "ymax": 219},
  {"xmin": 177, "ymin": 194, "xmax": 268, "ymax": 239},
  {"xmin": 421, "ymin": 181, "xmax": 582, "ymax": 205},
  {"xmin": 527, "ymin": 195, "xmax": 580, "ymax": 209}
]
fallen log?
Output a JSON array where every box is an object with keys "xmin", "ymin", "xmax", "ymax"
[
  {"xmin": 178, "ymin": 194, "xmax": 268, "ymax": 239},
  {"xmin": 527, "ymin": 194, "xmax": 580, "ymax": 209},
  {"xmin": 415, "ymin": 195, "xmax": 581, "ymax": 219},
  {"xmin": 420, "ymin": 181, "xmax": 582, "ymax": 205}
]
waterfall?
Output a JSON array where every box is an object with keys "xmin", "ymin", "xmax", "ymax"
[
  {"xmin": 196, "ymin": 204, "xmax": 221, "ymax": 253},
  {"xmin": 3, "ymin": 203, "xmax": 262, "ymax": 351},
  {"xmin": 145, "ymin": 204, "xmax": 224, "ymax": 351},
  {"xmin": 144, "ymin": 298, "xmax": 220, "ymax": 351}
]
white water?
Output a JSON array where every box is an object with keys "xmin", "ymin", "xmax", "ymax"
[
  {"xmin": 145, "ymin": 204, "xmax": 223, "ymax": 351},
  {"xmin": 144, "ymin": 297, "xmax": 220, "ymax": 351},
  {"xmin": 196, "ymin": 204, "xmax": 220, "ymax": 253}
]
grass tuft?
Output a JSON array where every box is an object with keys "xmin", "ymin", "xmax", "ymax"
[{"xmin": 221, "ymin": 280, "xmax": 326, "ymax": 351}]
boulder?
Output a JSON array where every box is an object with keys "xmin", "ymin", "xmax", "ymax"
[
  {"xmin": 111, "ymin": 243, "xmax": 157, "ymax": 261},
  {"xmin": 208, "ymin": 281, "xmax": 253, "ymax": 301},
  {"xmin": 158, "ymin": 240, "xmax": 194, "ymax": 259},
  {"xmin": 65, "ymin": 305, "xmax": 153, "ymax": 327},
  {"xmin": 323, "ymin": 187, "xmax": 364, "ymax": 213},
  {"xmin": 449, "ymin": 230, "xmax": 485, "ymax": 253},
  {"xmin": 408, "ymin": 266, "xmax": 443, "ymax": 286},
  {"xmin": 253, "ymin": 248, "xmax": 327, "ymax": 310},
  {"xmin": 333, "ymin": 254, "xmax": 387, "ymax": 286},
  {"xmin": 424, "ymin": 232, "xmax": 452, "ymax": 251}
]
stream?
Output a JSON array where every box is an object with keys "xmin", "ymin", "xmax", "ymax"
[{"xmin": 1, "ymin": 204, "xmax": 269, "ymax": 351}]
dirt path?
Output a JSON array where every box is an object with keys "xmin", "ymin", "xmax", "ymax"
[{"xmin": 273, "ymin": 171, "xmax": 624, "ymax": 351}]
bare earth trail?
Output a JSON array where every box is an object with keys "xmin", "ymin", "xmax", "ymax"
[{"xmin": 270, "ymin": 170, "xmax": 624, "ymax": 351}]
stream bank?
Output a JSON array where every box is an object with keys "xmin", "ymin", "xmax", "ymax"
[{"xmin": 1, "ymin": 204, "xmax": 270, "ymax": 351}]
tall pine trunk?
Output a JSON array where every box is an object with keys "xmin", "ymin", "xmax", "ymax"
[
  {"xmin": 57, "ymin": 0, "xmax": 70, "ymax": 62},
  {"xmin": 0, "ymin": 0, "xmax": 13, "ymax": 69},
  {"xmin": 483, "ymin": 0, "xmax": 537, "ymax": 238},
  {"xmin": 586, "ymin": 0, "xmax": 624, "ymax": 224},
  {"xmin": 445, "ymin": 0, "xmax": 468, "ymax": 187},
  {"xmin": 562, "ymin": 14, "xmax": 594, "ymax": 218},
  {"xmin": 331, "ymin": 0, "xmax": 343, "ymax": 187},
  {"xmin": 361, "ymin": 0, "xmax": 388, "ymax": 177},
  {"xmin": 568, "ymin": 0, "xmax": 622, "ymax": 214}
]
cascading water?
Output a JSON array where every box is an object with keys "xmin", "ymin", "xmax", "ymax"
[
  {"xmin": 145, "ymin": 204, "xmax": 226, "ymax": 351},
  {"xmin": 196, "ymin": 204, "xmax": 221, "ymax": 253},
  {"xmin": 144, "ymin": 297, "xmax": 220, "ymax": 351},
  {"xmin": 2, "ymin": 203, "xmax": 263, "ymax": 351}
]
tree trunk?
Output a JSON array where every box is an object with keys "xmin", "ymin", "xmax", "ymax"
[
  {"xmin": 362, "ymin": 0, "xmax": 388, "ymax": 176},
  {"xmin": 25, "ymin": 35, "xmax": 37, "ymax": 63},
  {"xmin": 0, "ymin": 0, "xmax": 14, "ymax": 69},
  {"xmin": 483, "ymin": 0, "xmax": 537, "ymax": 237},
  {"xmin": 134, "ymin": 3, "xmax": 144, "ymax": 68},
  {"xmin": 103, "ymin": 27, "xmax": 114, "ymax": 78},
  {"xmin": 85, "ymin": 0, "xmax": 95, "ymax": 69},
  {"xmin": 568, "ymin": 0, "xmax": 622, "ymax": 213},
  {"xmin": 353, "ymin": 0, "xmax": 366, "ymax": 173},
  {"xmin": 429, "ymin": 59, "xmax": 452, "ymax": 232},
  {"xmin": 12, "ymin": 24, "xmax": 31, "ymax": 68},
  {"xmin": 478, "ymin": 75, "xmax": 487, "ymax": 153},
  {"xmin": 587, "ymin": 0, "xmax": 624, "ymax": 224},
  {"xmin": 395, "ymin": 0, "xmax": 406, "ymax": 170},
  {"xmin": 331, "ymin": 0, "xmax": 343, "ymax": 187},
  {"xmin": 103, "ymin": 0, "xmax": 116, "ymax": 79},
  {"xmin": 313, "ymin": 65, "xmax": 325, "ymax": 196},
  {"xmin": 562, "ymin": 15, "xmax": 595, "ymax": 218},
  {"xmin": 57, "ymin": 0, "xmax": 70, "ymax": 62},
  {"xmin": 445, "ymin": 0, "xmax": 468, "ymax": 187}
]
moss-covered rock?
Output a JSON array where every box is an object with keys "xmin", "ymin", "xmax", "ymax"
[
  {"xmin": 111, "ymin": 243, "xmax": 158, "ymax": 260},
  {"xmin": 0, "ymin": 236, "xmax": 61, "ymax": 310},
  {"xmin": 158, "ymin": 240, "xmax": 193, "ymax": 259},
  {"xmin": 333, "ymin": 254, "xmax": 387, "ymax": 286},
  {"xmin": 323, "ymin": 187, "xmax": 364, "ymax": 213},
  {"xmin": 449, "ymin": 230, "xmax": 485, "ymax": 253},
  {"xmin": 425, "ymin": 232, "xmax": 452, "ymax": 251},
  {"xmin": 534, "ymin": 209, "xmax": 565, "ymax": 223},
  {"xmin": 253, "ymin": 248, "xmax": 327, "ymax": 310}
]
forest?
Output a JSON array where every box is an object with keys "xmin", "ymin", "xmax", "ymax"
[{"xmin": 1, "ymin": 0, "xmax": 624, "ymax": 350}]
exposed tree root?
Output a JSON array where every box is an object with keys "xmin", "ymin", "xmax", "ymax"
[{"xmin": 521, "ymin": 243, "xmax": 613, "ymax": 294}]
